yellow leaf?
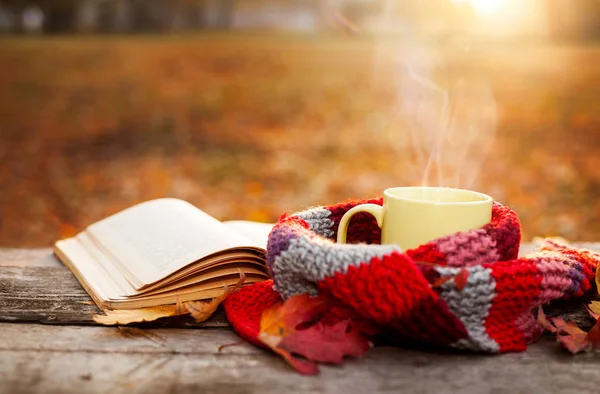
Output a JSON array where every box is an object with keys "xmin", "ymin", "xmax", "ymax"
[
  {"xmin": 257, "ymin": 294, "xmax": 328, "ymax": 375},
  {"xmin": 589, "ymin": 301, "xmax": 600, "ymax": 316},
  {"xmin": 185, "ymin": 273, "xmax": 246, "ymax": 323},
  {"xmin": 93, "ymin": 304, "xmax": 186, "ymax": 325},
  {"xmin": 93, "ymin": 273, "xmax": 246, "ymax": 325},
  {"xmin": 258, "ymin": 294, "xmax": 327, "ymax": 348}
]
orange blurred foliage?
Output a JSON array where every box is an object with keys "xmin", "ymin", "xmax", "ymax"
[{"xmin": 1, "ymin": 35, "xmax": 599, "ymax": 246}]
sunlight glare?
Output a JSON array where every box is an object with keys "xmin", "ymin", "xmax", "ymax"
[
  {"xmin": 470, "ymin": 0, "xmax": 506, "ymax": 15},
  {"xmin": 451, "ymin": 0, "xmax": 509, "ymax": 16}
]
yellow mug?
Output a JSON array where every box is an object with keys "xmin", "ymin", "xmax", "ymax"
[{"xmin": 336, "ymin": 186, "xmax": 493, "ymax": 250}]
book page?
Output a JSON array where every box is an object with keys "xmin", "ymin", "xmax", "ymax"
[
  {"xmin": 222, "ymin": 220, "xmax": 274, "ymax": 249},
  {"xmin": 55, "ymin": 237, "xmax": 267, "ymax": 309},
  {"xmin": 85, "ymin": 198, "xmax": 264, "ymax": 288},
  {"xmin": 54, "ymin": 237, "xmax": 125, "ymax": 304},
  {"xmin": 75, "ymin": 232, "xmax": 140, "ymax": 297}
]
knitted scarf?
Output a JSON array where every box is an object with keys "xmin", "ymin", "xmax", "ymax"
[{"xmin": 223, "ymin": 198, "xmax": 600, "ymax": 353}]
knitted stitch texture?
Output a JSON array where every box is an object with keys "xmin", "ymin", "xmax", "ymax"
[{"xmin": 223, "ymin": 198, "xmax": 600, "ymax": 353}]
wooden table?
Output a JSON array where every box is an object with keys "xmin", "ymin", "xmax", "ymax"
[{"xmin": 2, "ymin": 246, "xmax": 600, "ymax": 394}]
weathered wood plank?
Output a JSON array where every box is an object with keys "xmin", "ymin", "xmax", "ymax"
[
  {"xmin": 0, "ymin": 248, "xmax": 59, "ymax": 267},
  {"xmin": 0, "ymin": 244, "xmax": 599, "ymax": 328},
  {"xmin": 1, "ymin": 323, "xmax": 600, "ymax": 394},
  {"xmin": 0, "ymin": 248, "xmax": 229, "ymax": 327},
  {"xmin": 0, "ymin": 323, "xmax": 259, "ymax": 355}
]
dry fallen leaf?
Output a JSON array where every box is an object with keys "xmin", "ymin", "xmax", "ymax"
[
  {"xmin": 94, "ymin": 273, "xmax": 245, "ymax": 325},
  {"xmin": 536, "ymin": 307, "xmax": 557, "ymax": 334},
  {"xmin": 588, "ymin": 301, "xmax": 600, "ymax": 316},
  {"xmin": 258, "ymin": 294, "xmax": 371, "ymax": 374},
  {"xmin": 259, "ymin": 293, "xmax": 327, "ymax": 348},
  {"xmin": 271, "ymin": 347, "xmax": 320, "ymax": 375},
  {"xmin": 278, "ymin": 320, "xmax": 371, "ymax": 364},
  {"xmin": 586, "ymin": 305, "xmax": 600, "ymax": 321},
  {"xmin": 587, "ymin": 321, "xmax": 600, "ymax": 350},
  {"xmin": 551, "ymin": 317, "xmax": 590, "ymax": 354},
  {"xmin": 258, "ymin": 294, "xmax": 328, "ymax": 374},
  {"xmin": 186, "ymin": 273, "xmax": 246, "ymax": 322},
  {"xmin": 93, "ymin": 304, "xmax": 188, "ymax": 325},
  {"xmin": 585, "ymin": 306, "xmax": 600, "ymax": 350},
  {"xmin": 537, "ymin": 307, "xmax": 598, "ymax": 354}
]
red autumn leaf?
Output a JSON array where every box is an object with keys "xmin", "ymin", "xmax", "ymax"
[
  {"xmin": 586, "ymin": 304, "xmax": 600, "ymax": 321},
  {"xmin": 538, "ymin": 308, "xmax": 600, "ymax": 354},
  {"xmin": 536, "ymin": 306, "xmax": 557, "ymax": 334},
  {"xmin": 278, "ymin": 320, "xmax": 371, "ymax": 364},
  {"xmin": 586, "ymin": 320, "xmax": 600, "ymax": 350},
  {"xmin": 272, "ymin": 347, "xmax": 320, "ymax": 375},
  {"xmin": 550, "ymin": 317, "xmax": 587, "ymax": 337},
  {"xmin": 431, "ymin": 275, "xmax": 452, "ymax": 288},
  {"xmin": 587, "ymin": 305, "xmax": 600, "ymax": 350},
  {"xmin": 556, "ymin": 332, "xmax": 590, "ymax": 354},
  {"xmin": 549, "ymin": 317, "xmax": 590, "ymax": 354},
  {"xmin": 259, "ymin": 294, "xmax": 327, "ymax": 346},
  {"xmin": 258, "ymin": 294, "xmax": 328, "ymax": 374},
  {"xmin": 454, "ymin": 268, "xmax": 470, "ymax": 291}
]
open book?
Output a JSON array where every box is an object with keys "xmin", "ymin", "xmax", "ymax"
[{"xmin": 54, "ymin": 198, "xmax": 273, "ymax": 310}]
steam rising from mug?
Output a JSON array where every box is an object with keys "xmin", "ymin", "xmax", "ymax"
[{"xmin": 378, "ymin": 36, "xmax": 498, "ymax": 190}]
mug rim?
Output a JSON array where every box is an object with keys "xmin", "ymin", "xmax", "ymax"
[{"xmin": 384, "ymin": 186, "xmax": 492, "ymax": 205}]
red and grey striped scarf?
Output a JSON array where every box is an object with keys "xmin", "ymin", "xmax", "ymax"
[{"xmin": 224, "ymin": 199, "xmax": 599, "ymax": 352}]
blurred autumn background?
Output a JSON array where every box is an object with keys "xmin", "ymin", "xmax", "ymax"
[{"xmin": 1, "ymin": 0, "xmax": 599, "ymax": 247}]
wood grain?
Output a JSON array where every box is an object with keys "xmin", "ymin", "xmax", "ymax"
[
  {"xmin": 0, "ymin": 248, "xmax": 229, "ymax": 327},
  {"xmin": 2, "ymin": 245, "xmax": 600, "ymax": 393},
  {"xmin": 2, "ymin": 322, "xmax": 600, "ymax": 394}
]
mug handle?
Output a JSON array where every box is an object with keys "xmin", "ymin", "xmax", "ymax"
[{"xmin": 336, "ymin": 204, "xmax": 384, "ymax": 244}]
